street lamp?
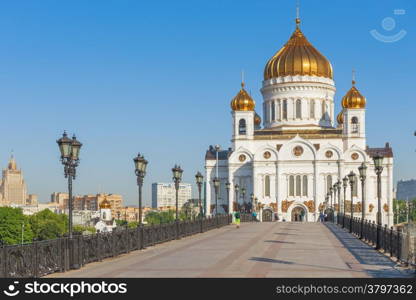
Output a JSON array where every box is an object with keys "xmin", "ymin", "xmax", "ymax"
[
  {"xmin": 373, "ymin": 153, "xmax": 384, "ymax": 250},
  {"xmin": 234, "ymin": 183, "xmax": 239, "ymax": 212},
  {"xmin": 342, "ymin": 176, "xmax": 348, "ymax": 228},
  {"xmin": 329, "ymin": 187, "xmax": 334, "ymax": 211},
  {"xmin": 241, "ymin": 187, "xmax": 246, "ymax": 212},
  {"xmin": 250, "ymin": 193, "xmax": 254, "ymax": 214},
  {"xmin": 57, "ymin": 131, "xmax": 82, "ymax": 238},
  {"xmin": 134, "ymin": 153, "xmax": 148, "ymax": 226},
  {"xmin": 212, "ymin": 177, "xmax": 220, "ymax": 216},
  {"xmin": 348, "ymin": 171, "xmax": 356, "ymax": 233},
  {"xmin": 172, "ymin": 164, "xmax": 183, "ymax": 239},
  {"xmin": 225, "ymin": 181, "xmax": 231, "ymax": 214},
  {"xmin": 358, "ymin": 162, "xmax": 367, "ymax": 239},
  {"xmin": 336, "ymin": 180, "xmax": 341, "ymax": 220},
  {"xmin": 195, "ymin": 172, "xmax": 204, "ymax": 217}
]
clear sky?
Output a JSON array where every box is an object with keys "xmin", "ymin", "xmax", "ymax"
[{"xmin": 0, "ymin": 0, "xmax": 414, "ymax": 206}]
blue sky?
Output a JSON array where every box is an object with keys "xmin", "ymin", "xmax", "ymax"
[{"xmin": 0, "ymin": 0, "xmax": 414, "ymax": 206}]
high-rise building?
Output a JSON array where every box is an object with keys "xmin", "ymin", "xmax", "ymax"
[
  {"xmin": 151, "ymin": 183, "xmax": 192, "ymax": 208},
  {"xmin": 0, "ymin": 155, "xmax": 37, "ymax": 206}
]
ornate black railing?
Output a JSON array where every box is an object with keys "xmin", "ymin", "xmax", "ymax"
[
  {"xmin": 0, "ymin": 215, "xmax": 232, "ymax": 278},
  {"xmin": 240, "ymin": 213, "xmax": 256, "ymax": 222},
  {"xmin": 335, "ymin": 213, "xmax": 413, "ymax": 265}
]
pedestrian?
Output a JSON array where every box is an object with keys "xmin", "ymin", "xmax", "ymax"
[
  {"xmin": 235, "ymin": 211, "xmax": 241, "ymax": 228},
  {"xmin": 319, "ymin": 212, "xmax": 324, "ymax": 222}
]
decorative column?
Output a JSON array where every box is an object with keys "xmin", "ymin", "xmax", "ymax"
[
  {"xmin": 275, "ymin": 161, "xmax": 281, "ymax": 218},
  {"xmin": 205, "ymin": 168, "xmax": 212, "ymax": 216},
  {"xmin": 313, "ymin": 160, "xmax": 318, "ymax": 221}
]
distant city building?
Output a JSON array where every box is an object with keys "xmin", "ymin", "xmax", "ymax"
[
  {"xmin": 50, "ymin": 192, "xmax": 123, "ymax": 212},
  {"xmin": 151, "ymin": 183, "xmax": 192, "ymax": 209},
  {"xmin": 51, "ymin": 192, "xmax": 69, "ymax": 209},
  {"xmin": 12, "ymin": 202, "xmax": 61, "ymax": 215},
  {"xmin": 113, "ymin": 206, "xmax": 153, "ymax": 223},
  {"xmin": 0, "ymin": 155, "xmax": 37, "ymax": 206},
  {"xmin": 396, "ymin": 179, "xmax": 416, "ymax": 200}
]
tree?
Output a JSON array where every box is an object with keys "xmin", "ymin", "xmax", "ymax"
[
  {"xmin": 0, "ymin": 207, "xmax": 34, "ymax": 245},
  {"xmin": 144, "ymin": 210, "xmax": 175, "ymax": 225},
  {"xmin": 29, "ymin": 209, "xmax": 68, "ymax": 240},
  {"xmin": 73, "ymin": 225, "xmax": 96, "ymax": 234}
]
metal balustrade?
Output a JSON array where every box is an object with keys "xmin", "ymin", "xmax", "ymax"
[
  {"xmin": 335, "ymin": 213, "xmax": 414, "ymax": 266},
  {"xmin": 0, "ymin": 215, "xmax": 232, "ymax": 278}
]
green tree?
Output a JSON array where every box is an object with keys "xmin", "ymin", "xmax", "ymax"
[
  {"xmin": 0, "ymin": 207, "xmax": 34, "ymax": 245},
  {"xmin": 29, "ymin": 209, "xmax": 68, "ymax": 240},
  {"xmin": 73, "ymin": 225, "xmax": 96, "ymax": 234}
]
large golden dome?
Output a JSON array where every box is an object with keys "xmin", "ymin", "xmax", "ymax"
[
  {"xmin": 264, "ymin": 19, "xmax": 333, "ymax": 80},
  {"xmin": 254, "ymin": 112, "xmax": 261, "ymax": 126},
  {"xmin": 230, "ymin": 82, "xmax": 255, "ymax": 111},
  {"xmin": 99, "ymin": 198, "xmax": 111, "ymax": 209},
  {"xmin": 341, "ymin": 81, "xmax": 366, "ymax": 109},
  {"xmin": 336, "ymin": 111, "xmax": 344, "ymax": 124}
]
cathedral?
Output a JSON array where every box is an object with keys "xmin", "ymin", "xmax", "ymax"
[{"xmin": 205, "ymin": 17, "xmax": 394, "ymax": 225}]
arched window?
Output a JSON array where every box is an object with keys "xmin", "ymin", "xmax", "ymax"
[
  {"xmin": 239, "ymin": 119, "xmax": 246, "ymax": 135},
  {"xmin": 283, "ymin": 100, "xmax": 288, "ymax": 120},
  {"xmin": 302, "ymin": 175, "xmax": 308, "ymax": 196},
  {"xmin": 351, "ymin": 116, "xmax": 359, "ymax": 133},
  {"xmin": 326, "ymin": 175, "xmax": 332, "ymax": 193},
  {"xmin": 289, "ymin": 175, "xmax": 294, "ymax": 196},
  {"xmin": 271, "ymin": 102, "xmax": 275, "ymax": 121},
  {"xmin": 310, "ymin": 99, "xmax": 315, "ymax": 119},
  {"xmin": 296, "ymin": 175, "xmax": 301, "ymax": 196},
  {"xmin": 322, "ymin": 100, "xmax": 326, "ymax": 117},
  {"xmin": 265, "ymin": 175, "xmax": 270, "ymax": 197},
  {"xmin": 296, "ymin": 99, "xmax": 302, "ymax": 119}
]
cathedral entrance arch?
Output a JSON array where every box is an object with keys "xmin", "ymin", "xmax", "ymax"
[
  {"xmin": 291, "ymin": 206, "xmax": 306, "ymax": 222},
  {"xmin": 262, "ymin": 209, "xmax": 273, "ymax": 222}
]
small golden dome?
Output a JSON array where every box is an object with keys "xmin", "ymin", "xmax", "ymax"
[
  {"xmin": 230, "ymin": 82, "xmax": 255, "ymax": 111},
  {"xmin": 264, "ymin": 19, "xmax": 333, "ymax": 80},
  {"xmin": 341, "ymin": 81, "xmax": 366, "ymax": 109},
  {"xmin": 99, "ymin": 198, "xmax": 111, "ymax": 209},
  {"xmin": 337, "ymin": 111, "xmax": 344, "ymax": 124},
  {"xmin": 254, "ymin": 112, "xmax": 261, "ymax": 126}
]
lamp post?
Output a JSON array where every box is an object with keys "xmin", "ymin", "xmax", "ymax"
[
  {"xmin": 358, "ymin": 162, "xmax": 367, "ymax": 239},
  {"xmin": 336, "ymin": 180, "xmax": 341, "ymax": 222},
  {"xmin": 329, "ymin": 187, "xmax": 333, "ymax": 212},
  {"xmin": 342, "ymin": 176, "xmax": 348, "ymax": 228},
  {"xmin": 348, "ymin": 171, "xmax": 356, "ymax": 233},
  {"xmin": 214, "ymin": 145, "xmax": 220, "ymax": 178},
  {"xmin": 333, "ymin": 184, "xmax": 338, "ymax": 223},
  {"xmin": 172, "ymin": 165, "xmax": 183, "ymax": 239},
  {"xmin": 57, "ymin": 131, "xmax": 82, "ymax": 239},
  {"xmin": 241, "ymin": 187, "xmax": 246, "ymax": 213},
  {"xmin": 195, "ymin": 172, "xmax": 203, "ymax": 217},
  {"xmin": 250, "ymin": 193, "xmax": 254, "ymax": 214},
  {"xmin": 225, "ymin": 181, "xmax": 231, "ymax": 214},
  {"xmin": 373, "ymin": 153, "xmax": 384, "ymax": 250},
  {"xmin": 134, "ymin": 153, "xmax": 148, "ymax": 226},
  {"xmin": 234, "ymin": 184, "xmax": 239, "ymax": 213},
  {"xmin": 213, "ymin": 177, "xmax": 220, "ymax": 215}
]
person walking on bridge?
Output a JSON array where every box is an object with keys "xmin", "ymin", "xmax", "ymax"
[{"xmin": 235, "ymin": 211, "xmax": 241, "ymax": 228}]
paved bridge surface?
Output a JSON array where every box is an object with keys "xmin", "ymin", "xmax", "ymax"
[{"xmin": 49, "ymin": 222, "xmax": 413, "ymax": 278}]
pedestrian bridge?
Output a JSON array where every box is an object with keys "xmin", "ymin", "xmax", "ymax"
[{"xmin": 49, "ymin": 222, "xmax": 413, "ymax": 278}]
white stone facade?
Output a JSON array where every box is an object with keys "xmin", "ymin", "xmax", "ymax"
[{"xmin": 204, "ymin": 60, "xmax": 393, "ymax": 226}]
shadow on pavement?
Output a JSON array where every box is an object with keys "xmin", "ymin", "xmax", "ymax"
[{"xmin": 264, "ymin": 240, "xmax": 295, "ymax": 244}]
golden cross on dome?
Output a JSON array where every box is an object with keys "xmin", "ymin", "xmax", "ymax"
[
  {"xmin": 352, "ymin": 69, "xmax": 356, "ymax": 85},
  {"xmin": 241, "ymin": 70, "xmax": 245, "ymax": 88},
  {"xmin": 296, "ymin": 0, "xmax": 301, "ymax": 27}
]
